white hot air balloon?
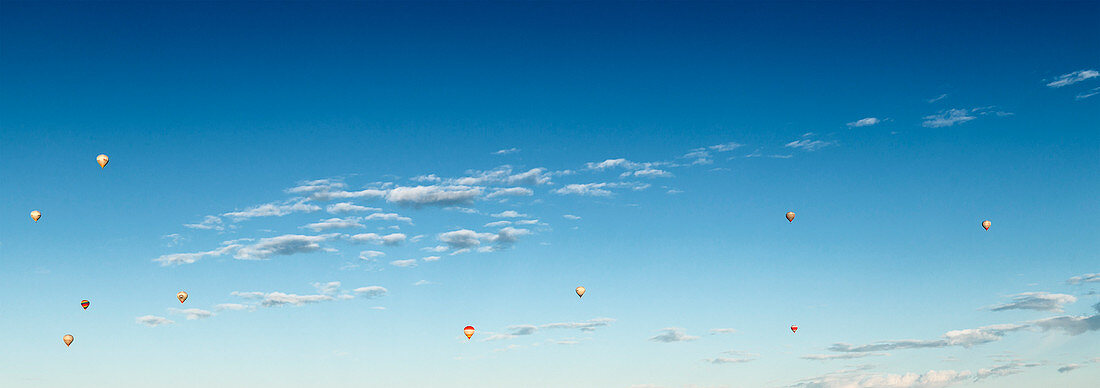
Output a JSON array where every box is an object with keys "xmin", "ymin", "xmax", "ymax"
[
  {"xmin": 96, "ymin": 154, "xmax": 109, "ymax": 168},
  {"xmin": 63, "ymin": 334, "xmax": 74, "ymax": 347},
  {"xmin": 31, "ymin": 210, "xmax": 42, "ymax": 222},
  {"xmin": 576, "ymin": 286, "xmax": 586, "ymax": 298},
  {"xmin": 177, "ymin": 291, "xmax": 188, "ymax": 304}
]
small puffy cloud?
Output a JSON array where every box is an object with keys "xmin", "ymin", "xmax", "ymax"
[
  {"xmin": 169, "ymin": 308, "xmax": 214, "ymax": 320},
  {"xmin": 1030, "ymin": 302, "xmax": 1100, "ymax": 335},
  {"xmin": 509, "ymin": 325, "xmax": 538, "ymax": 336},
  {"xmin": 385, "ymin": 185, "xmax": 482, "ymax": 207},
  {"xmin": 312, "ymin": 281, "xmax": 342, "ymax": 295},
  {"xmin": 709, "ymin": 328, "xmax": 737, "ymax": 334},
  {"xmin": 413, "ymin": 280, "xmax": 434, "ymax": 286},
  {"xmin": 136, "ymin": 315, "xmax": 174, "ymax": 327},
  {"xmin": 515, "ymin": 219, "xmax": 539, "ymax": 225},
  {"xmin": 625, "ymin": 168, "xmax": 673, "ymax": 178},
  {"xmin": 349, "ymin": 233, "xmax": 406, "ymax": 246},
  {"xmin": 286, "ymin": 179, "xmax": 347, "ymax": 194},
  {"xmin": 1068, "ymin": 273, "xmax": 1100, "ymax": 284},
  {"xmin": 706, "ymin": 357, "xmax": 755, "ymax": 364},
  {"xmin": 353, "ymin": 286, "xmax": 388, "ymax": 299},
  {"xmin": 439, "ymin": 229, "xmax": 494, "ymax": 249},
  {"xmin": 390, "ymin": 259, "xmax": 418, "ymax": 267},
  {"xmin": 422, "ymin": 256, "xmax": 441, "ymax": 262},
  {"xmin": 486, "ymin": 187, "xmax": 534, "ymax": 198},
  {"xmin": 988, "ymin": 292, "xmax": 1077, "ymax": 312},
  {"xmin": 563, "ymin": 214, "xmax": 581, "ymax": 220},
  {"xmin": 325, "ymin": 202, "xmax": 379, "ymax": 214},
  {"xmin": 484, "ymin": 220, "xmax": 512, "ymax": 228},
  {"xmin": 555, "ymin": 183, "xmax": 613, "ymax": 196},
  {"xmin": 492, "ymin": 210, "xmax": 527, "ymax": 218},
  {"xmin": 422, "ymin": 245, "xmax": 448, "ymax": 252},
  {"xmin": 364, "ymin": 212, "xmax": 413, "ymax": 224},
  {"xmin": 650, "ymin": 327, "xmax": 699, "ymax": 343},
  {"xmin": 233, "ymin": 291, "xmax": 336, "ymax": 307},
  {"xmin": 847, "ymin": 117, "xmax": 881, "ymax": 128},
  {"xmin": 234, "ymin": 234, "xmax": 339, "ymax": 260},
  {"xmin": 411, "ymin": 174, "xmax": 443, "ymax": 183},
  {"xmin": 494, "ymin": 147, "xmax": 521, "ymax": 155},
  {"xmin": 184, "ymin": 215, "xmax": 224, "ymax": 230},
  {"xmin": 1046, "ymin": 69, "xmax": 1099, "ymax": 88},
  {"xmin": 683, "ymin": 142, "xmax": 744, "ymax": 164},
  {"xmin": 303, "ymin": 217, "xmax": 365, "ymax": 231},
  {"xmin": 161, "ymin": 233, "xmax": 186, "ymax": 247},
  {"xmin": 223, "ymin": 200, "xmax": 321, "ymax": 221},
  {"xmin": 309, "ymin": 188, "xmax": 387, "ymax": 201},
  {"xmin": 586, "ymin": 158, "xmax": 644, "ymax": 170}
]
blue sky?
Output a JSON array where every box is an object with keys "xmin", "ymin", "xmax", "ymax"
[{"xmin": 1, "ymin": 2, "xmax": 1098, "ymax": 387}]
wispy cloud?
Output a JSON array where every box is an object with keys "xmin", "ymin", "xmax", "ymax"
[
  {"xmin": 847, "ymin": 117, "xmax": 881, "ymax": 128},
  {"xmin": 136, "ymin": 315, "xmax": 174, "ymax": 327},
  {"xmin": 349, "ymin": 233, "xmax": 406, "ymax": 246},
  {"xmin": 390, "ymin": 259, "xmax": 417, "ymax": 267},
  {"xmin": 1068, "ymin": 273, "xmax": 1100, "ymax": 284},
  {"xmin": 827, "ymin": 324, "xmax": 1028, "ymax": 352},
  {"xmin": 223, "ymin": 200, "xmax": 321, "ymax": 221},
  {"xmin": 493, "ymin": 147, "xmax": 521, "ymax": 155},
  {"xmin": 169, "ymin": 308, "xmax": 214, "ymax": 320},
  {"xmin": 437, "ymin": 227, "xmax": 530, "ymax": 252},
  {"xmin": 184, "ymin": 215, "xmax": 225, "ymax": 230},
  {"xmin": 1046, "ymin": 69, "xmax": 1099, "ymax": 88},
  {"xmin": 1077, "ymin": 86, "xmax": 1100, "ymax": 100},
  {"xmin": 302, "ymin": 217, "xmax": 365, "ymax": 231},
  {"xmin": 325, "ymin": 203, "xmax": 379, "ymax": 214},
  {"xmin": 649, "ymin": 327, "xmax": 699, "ymax": 343},
  {"xmin": 988, "ymin": 292, "xmax": 1077, "ymax": 312},
  {"xmin": 923, "ymin": 107, "xmax": 1011, "ymax": 128},
  {"xmin": 1029, "ymin": 302, "xmax": 1100, "ymax": 335},
  {"xmin": 491, "ymin": 210, "xmax": 528, "ymax": 218},
  {"xmin": 928, "ymin": 93, "xmax": 948, "ymax": 103},
  {"xmin": 801, "ymin": 353, "xmax": 888, "ymax": 360},
  {"xmin": 785, "ymin": 133, "xmax": 836, "ymax": 151},
  {"xmin": 788, "ymin": 361, "xmax": 1040, "ymax": 388},
  {"xmin": 709, "ymin": 328, "xmax": 737, "ymax": 334},
  {"xmin": 153, "ymin": 244, "xmax": 240, "ymax": 266},
  {"xmin": 234, "ymin": 234, "xmax": 340, "ymax": 260},
  {"xmin": 562, "ymin": 214, "xmax": 581, "ymax": 220},
  {"xmin": 682, "ymin": 142, "xmax": 743, "ymax": 164}
]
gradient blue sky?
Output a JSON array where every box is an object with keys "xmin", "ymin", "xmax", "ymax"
[{"xmin": 1, "ymin": 2, "xmax": 1098, "ymax": 387}]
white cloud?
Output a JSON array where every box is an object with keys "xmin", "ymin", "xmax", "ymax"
[
  {"xmin": 390, "ymin": 259, "xmax": 417, "ymax": 267},
  {"xmin": 625, "ymin": 168, "xmax": 673, "ymax": 178},
  {"xmin": 928, "ymin": 93, "xmax": 948, "ymax": 103},
  {"xmin": 541, "ymin": 318, "xmax": 615, "ymax": 332},
  {"xmin": 706, "ymin": 357, "xmax": 756, "ymax": 364},
  {"xmin": 785, "ymin": 133, "xmax": 836, "ymax": 151},
  {"xmin": 988, "ymin": 292, "xmax": 1077, "ymax": 312},
  {"xmin": 586, "ymin": 158, "xmax": 645, "ymax": 170},
  {"xmin": 359, "ymin": 250, "xmax": 385, "ymax": 260},
  {"xmin": 847, "ymin": 117, "xmax": 881, "ymax": 128},
  {"xmin": 650, "ymin": 327, "xmax": 699, "ymax": 342},
  {"xmin": 353, "ymin": 286, "xmax": 388, "ymax": 299},
  {"xmin": 223, "ymin": 200, "xmax": 321, "ymax": 221},
  {"xmin": 136, "ymin": 315, "xmax": 174, "ymax": 327},
  {"xmin": 168, "ymin": 308, "xmax": 214, "ymax": 320},
  {"xmin": 486, "ymin": 187, "xmax": 534, "ymax": 198},
  {"xmin": 309, "ymin": 188, "xmax": 387, "ymax": 201},
  {"xmin": 364, "ymin": 212, "xmax": 413, "ymax": 224},
  {"xmin": 349, "ymin": 233, "xmax": 406, "ymax": 246},
  {"xmin": 451, "ymin": 166, "xmax": 552, "ymax": 186},
  {"xmin": 325, "ymin": 202, "xmax": 379, "ymax": 214},
  {"xmin": 494, "ymin": 147, "xmax": 521, "ymax": 155},
  {"xmin": 491, "ymin": 210, "xmax": 527, "ymax": 218},
  {"xmin": 1029, "ymin": 302, "xmax": 1100, "ymax": 335},
  {"xmin": 788, "ymin": 361, "xmax": 1040, "ymax": 388},
  {"xmin": 312, "ymin": 281, "xmax": 342, "ymax": 295},
  {"xmin": 555, "ymin": 183, "xmax": 613, "ymax": 196},
  {"xmin": 233, "ymin": 234, "xmax": 339, "ymax": 260},
  {"xmin": 184, "ymin": 215, "xmax": 224, "ymax": 230},
  {"xmin": 286, "ymin": 179, "xmax": 346, "ymax": 194},
  {"xmin": 161, "ymin": 233, "xmax": 186, "ymax": 247},
  {"xmin": 422, "ymin": 245, "xmax": 448, "ymax": 252},
  {"xmin": 515, "ymin": 219, "xmax": 539, "ymax": 225},
  {"xmin": 827, "ymin": 324, "xmax": 1028, "ymax": 352},
  {"xmin": 1068, "ymin": 273, "xmax": 1100, "ymax": 284},
  {"xmin": 385, "ymin": 185, "xmax": 482, "ymax": 207},
  {"xmin": 484, "ymin": 220, "xmax": 512, "ymax": 228},
  {"xmin": 254, "ymin": 292, "xmax": 334, "ymax": 307},
  {"xmin": 709, "ymin": 328, "xmax": 737, "ymax": 334},
  {"xmin": 411, "ymin": 174, "xmax": 442, "ymax": 183},
  {"xmin": 1076, "ymin": 86, "xmax": 1100, "ymax": 100},
  {"xmin": 439, "ymin": 229, "xmax": 494, "ymax": 249},
  {"xmin": 422, "ymin": 256, "xmax": 441, "ymax": 262},
  {"xmin": 153, "ymin": 244, "xmax": 240, "ymax": 266},
  {"xmin": 563, "ymin": 214, "xmax": 581, "ymax": 220},
  {"xmin": 1046, "ymin": 69, "xmax": 1099, "ymax": 88},
  {"xmin": 413, "ymin": 280, "xmax": 434, "ymax": 286},
  {"xmin": 801, "ymin": 353, "xmax": 888, "ymax": 360},
  {"xmin": 922, "ymin": 108, "xmax": 976, "ymax": 128},
  {"xmin": 302, "ymin": 217, "xmax": 364, "ymax": 231},
  {"xmin": 682, "ymin": 142, "xmax": 744, "ymax": 164}
]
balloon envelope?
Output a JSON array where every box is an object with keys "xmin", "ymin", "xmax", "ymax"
[
  {"xmin": 63, "ymin": 334, "xmax": 74, "ymax": 346},
  {"xmin": 177, "ymin": 291, "xmax": 188, "ymax": 303},
  {"xmin": 982, "ymin": 220, "xmax": 991, "ymax": 230},
  {"xmin": 81, "ymin": 300, "xmax": 90, "ymax": 310},
  {"xmin": 463, "ymin": 326, "xmax": 475, "ymax": 339},
  {"xmin": 576, "ymin": 286, "xmax": 586, "ymax": 298},
  {"xmin": 786, "ymin": 212, "xmax": 796, "ymax": 222},
  {"xmin": 96, "ymin": 154, "xmax": 109, "ymax": 168},
  {"xmin": 791, "ymin": 325, "xmax": 798, "ymax": 333},
  {"xmin": 30, "ymin": 210, "xmax": 41, "ymax": 222}
]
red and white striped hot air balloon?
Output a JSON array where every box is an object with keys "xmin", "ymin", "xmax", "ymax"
[{"xmin": 464, "ymin": 326, "xmax": 475, "ymax": 339}]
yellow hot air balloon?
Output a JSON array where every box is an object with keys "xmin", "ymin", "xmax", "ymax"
[
  {"xmin": 786, "ymin": 212, "xmax": 796, "ymax": 222},
  {"xmin": 982, "ymin": 220, "xmax": 991, "ymax": 230},
  {"xmin": 463, "ymin": 326, "xmax": 475, "ymax": 339},
  {"xmin": 576, "ymin": 286, "xmax": 586, "ymax": 298},
  {"xmin": 63, "ymin": 334, "xmax": 74, "ymax": 347},
  {"xmin": 30, "ymin": 210, "xmax": 42, "ymax": 222},
  {"xmin": 177, "ymin": 291, "xmax": 188, "ymax": 304},
  {"xmin": 96, "ymin": 154, "xmax": 109, "ymax": 168}
]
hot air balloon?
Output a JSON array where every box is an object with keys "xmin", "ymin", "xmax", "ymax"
[
  {"xmin": 63, "ymin": 334, "xmax": 74, "ymax": 347},
  {"xmin": 790, "ymin": 325, "xmax": 798, "ymax": 333},
  {"xmin": 81, "ymin": 300, "xmax": 90, "ymax": 310},
  {"xmin": 30, "ymin": 210, "xmax": 42, "ymax": 222},
  {"xmin": 576, "ymin": 286, "xmax": 586, "ymax": 298},
  {"xmin": 177, "ymin": 291, "xmax": 188, "ymax": 304},
  {"xmin": 96, "ymin": 154, "xmax": 109, "ymax": 168},
  {"xmin": 786, "ymin": 212, "xmax": 796, "ymax": 222},
  {"xmin": 982, "ymin": 220, "xmax": 991, "ymax": 230},
  {"xmin": 463, "ymin": 326, "xmax": 475, "ymax": 339}
]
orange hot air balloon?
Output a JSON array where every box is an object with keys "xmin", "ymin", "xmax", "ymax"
[
  {"xmin": 63, "ymin": 334, "xmax": 74, "ymax": 347},
  {"xmin": 576, "ymin": 286, "xmax": 586, "ymax": 298},
  {"xmin": 786, "ymin": 212, "xmax": 796, "ymax": 222},
  {"xmin": 96, "ymin": 154, "xmax": 109, "ymax": 168},
  {"xmin": 982, "ymin": 220, "xmax": 991, "ymax": 230},
  {"xmin": 177, "ymin": 291, "xmax": 188, "ymax": 304},
  {"xmin": 463, "ymin": 326, "xmax": 475, "ymax": 339},
  {"xmin": 30, "ymin": 210, "xmax": 42, "ymax": 222},
  {"xmin": 81, "ymin": 300, "xmax": 90, "ymax": 310},
  {"xmin": 790, "ymin": 325, "xmax": 798, "ymax": 333}
]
